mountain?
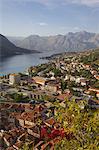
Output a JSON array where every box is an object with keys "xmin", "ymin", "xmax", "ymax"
[
  {"xmin": 9, "ymin": 31, "xmax": 99, "ymax": 53},
  {"xmin": 7, "ymin": 36, "xmax": 24, "ymax": 46},
  {"xmin": 0, "ymin": 34, "xmax": 38, "ymax": 57}
]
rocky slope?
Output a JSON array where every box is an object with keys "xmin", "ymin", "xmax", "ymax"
[
  {"xmin": 0, "ymin": 34, "xmax": 38, "ymax": 57},
  {"xmin": 8, "ymin": 31, "xmax": 99, "ymax": 52}
]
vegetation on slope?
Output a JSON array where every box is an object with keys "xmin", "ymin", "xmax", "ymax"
[{"xmin": 54, "ymin": 98, "xmax": 99, "ymax": 150}]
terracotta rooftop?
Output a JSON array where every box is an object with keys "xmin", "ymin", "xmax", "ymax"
[
  {"xmin": 32, "ymin": 76, "xmax": 47, "ymax": 84},
  {"xmin": 10, "ymin": 74, "xmax": 19, "ymax": 76},
  {"xmin": 57, "ymin": 93, "xmax": 71, "ymax": 101}
]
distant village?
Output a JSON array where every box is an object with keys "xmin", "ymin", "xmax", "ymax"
[{"xmin": 0, "ymin": 49, "xmax": 99, "ymax": 150}]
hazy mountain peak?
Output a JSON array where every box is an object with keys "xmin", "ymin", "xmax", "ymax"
[{"xmin": 7, "ymin": 31, "xmax": 99, "ymax": 52}]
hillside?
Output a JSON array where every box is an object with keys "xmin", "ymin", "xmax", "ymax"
[
  {"xmin": 0, "ymin": 34, "xmax": 38, "ymax": 57},
  {"xmin": 8, "ymin": 31, "xmax": 99, "ymax": 52},
  {"xmin": 7, "ymin": 36, "xmax": 24, "ymax": 46}
]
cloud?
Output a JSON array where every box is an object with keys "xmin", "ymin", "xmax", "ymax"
[
  {"xmin": 60, "ymin": 26, "xmax": 81, "ymax": 32},
  {"xmin": 74, "ymin": 26, "xmax": 80, "ymax": 30},
  {"xmin": 8, "ymin": 0, "xmax": 99, "ymax": 7},
  {"xmin": 69, "ymin": 0, "xmax": 99, "ymax": 7},
  {"xmin": 38, "ymin": 22, "xmax": 48, "ymax": 26}
]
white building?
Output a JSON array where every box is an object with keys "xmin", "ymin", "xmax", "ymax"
[
  {"xmin": 9, "ymin": 74, "xmax": 20, "ymax": 85},
  {"xmin": 75, "ymin": 77, "xmax": 85, "ymax": 83},
  {"xmin": 70, "ymin": 76, "xmax": 76, "ymax": 81},
  {"xmin": 96, "ymin": 92, "xmax": 99, "ymax": 99},
  {"xmin": 64, "ymin": 75, "xmax": 69, "ymax": 81}
]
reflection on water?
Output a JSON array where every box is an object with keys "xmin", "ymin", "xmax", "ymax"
[{"xmin": 0, "ymin": 51, "xmax": 58, "ymax": 75}]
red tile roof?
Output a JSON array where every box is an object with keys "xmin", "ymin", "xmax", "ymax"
[{"xmin": 57, "ymin": 93, "xmax": 71, "ymax": 101}]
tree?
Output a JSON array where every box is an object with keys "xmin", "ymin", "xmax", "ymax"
[
  {"xmin": 90, "ymin": 91, "xmax": 97, "ymax": 99},
  {"xmin": 22, "ymin": 143, "xmax": 33, "ymax": 150},
  {"xmin": 80, "ymin": 50, "xmax": 99, "ymax": 65},
  {"xmin": 13, "ymin": 93, "xmax": 23, "ymax": 102},
  {"xmin": 79, "ymin": 69, "xmax": 93, "ymax": 79},
  {"xmin": 92, "ymin": 80, "xmax": 99, "ymax": 89},
  {"xmin": 52, "ymin": 68, "xmax": 61, "ymax": 77},
  {"xmin": 61, "ymin": 80, "xmax": 67, "ymax": 92},
  {"xmin": 55, "ymin": 98, "xmax": 99, "ymax": 150}
]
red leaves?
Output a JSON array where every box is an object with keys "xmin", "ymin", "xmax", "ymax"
[{"xmin": 40, "ymin": 127, "xmax": 65, "ymax": 140}]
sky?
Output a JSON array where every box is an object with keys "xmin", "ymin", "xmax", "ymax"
[{"xmin": 0, "ymin": 0, "xmax": 99, "ymax": 36}]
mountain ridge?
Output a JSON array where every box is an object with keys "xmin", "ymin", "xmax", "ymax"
[
  {"xmin": 0, "ymin": 34, "xmax": 38, "ymax": 57},
  {"xmin": 7, "ymin": 31, "xmax": 99, "ymax": 53}
]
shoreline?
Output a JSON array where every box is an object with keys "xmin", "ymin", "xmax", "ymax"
[
  {"xmin": 0, "ymin": 49, "xmax": 93, "ymax": 77},
  {"xmin": 0, "ymin": 52, "xmax": 68, "ymax": 77},
  {"xmin": 40, "ymin": 51, "xmax": 77, "ymax": 60}
]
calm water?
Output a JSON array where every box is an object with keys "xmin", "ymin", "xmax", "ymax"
[{"xmin": 0, "ymin": 51, "xmax": 58, "ymax": 76}]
